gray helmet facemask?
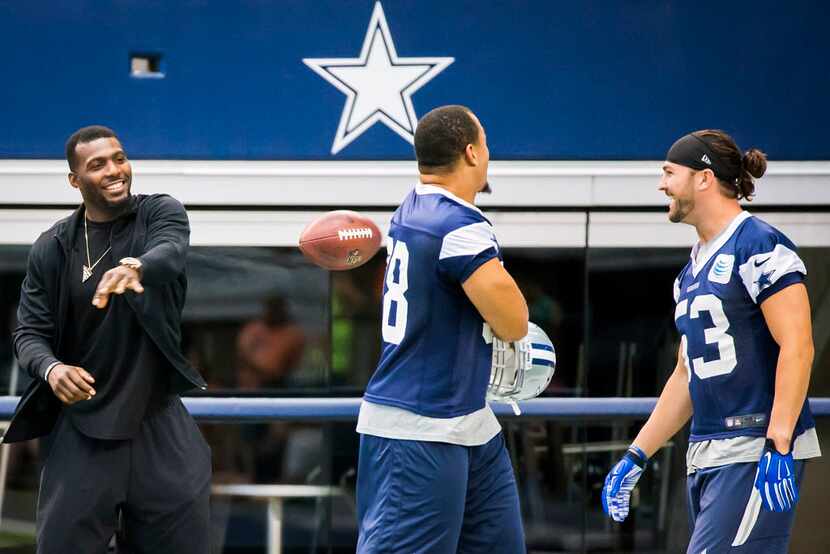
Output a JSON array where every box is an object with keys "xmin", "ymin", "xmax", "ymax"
[{"xmin": 485, "ymin": 322, "xmax": 556, "ymax": 414}]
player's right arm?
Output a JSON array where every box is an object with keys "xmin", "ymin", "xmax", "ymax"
[
  {"xmin": 93, "ymin": 194, "xmax": 189, "ymax": 308},
  {"xmin": 630, "ymin": 344, "xmax": 693, "ymax": 456},
  {"xmin": 602, "ymin": 344, "xmax": 692, "ymax": 522},
  {"xmin": 462, "ymin": 258, "xmax": 528, "ymax": 341},
  {"xmin": 14, "ymin": 238, "xmax": 95, "ymax": 403}
]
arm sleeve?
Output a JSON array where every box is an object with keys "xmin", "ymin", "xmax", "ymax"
[
  {"xmin": 737, "ymin": 229, "xmax": 806, "ymax": 304},
  {"xmin": 437, "ymin": 221, "xmax": 500, "ymax": 284},
  {"xmin": 13, "ymin": 242, "xmax": 60, "ymax": 381},
  {"xmin": 136, "ymin": 195, "xmax": 191, "ymax": 285}
]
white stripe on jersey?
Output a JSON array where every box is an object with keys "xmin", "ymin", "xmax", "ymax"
[
  {"xmin": 738, "ymin": 243, "xmax": 806, "ymax": 303},
  {"xmin": 439, "ymin": 221, "xmax": 497, "ymax": 260},
  {"xmin": 675, "ymin": 299, "xmax": 688, "ymax": 321}
]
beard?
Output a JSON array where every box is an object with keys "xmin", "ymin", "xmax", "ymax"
[
  {"xmin": 668, "ymin": 195, "xmax": 694, "ymax": 223},
  {"xmin": 78, "ymin": 175, "xmax": 132, "ymax": 215}
]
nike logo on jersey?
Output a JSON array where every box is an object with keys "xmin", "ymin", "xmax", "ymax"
[{"xmin": 753, "ymin": 257, "xmax": 771, "ymax": 267}]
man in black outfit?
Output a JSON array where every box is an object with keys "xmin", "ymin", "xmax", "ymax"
[{"xmin": 2, "ymin": 126, "xmax": 212, "ymax": 553}]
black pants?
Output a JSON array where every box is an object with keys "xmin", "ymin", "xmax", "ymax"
[{"xmin": 36, "ymin": 397, "xmax": 212, "ymax": 554}]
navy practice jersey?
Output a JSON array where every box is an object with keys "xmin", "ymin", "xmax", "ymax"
[
  {"xmin": 363, "ymin": 184, "xmax": 501, "ymax": 418},
  {"xmin": 673, "ymin": 212, "xmax": 815, "ymax": 441}
]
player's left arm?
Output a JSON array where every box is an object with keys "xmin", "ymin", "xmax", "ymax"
[
  {"xmin": 761, "ymin": 282, "xmax": 814, "ymax": 453},
  {"xmin": 93, "ymin": 195, "xmax": 190, "ymax": 308}
]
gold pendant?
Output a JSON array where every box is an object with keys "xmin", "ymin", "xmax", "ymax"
[{"xmin": 82, "ymin": 265, "xmax": 92, "ymax": 283}]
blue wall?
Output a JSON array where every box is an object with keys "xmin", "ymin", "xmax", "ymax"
[{"xmin": 1, "ymin": 1, "xmax": 829, "ymax": 160}]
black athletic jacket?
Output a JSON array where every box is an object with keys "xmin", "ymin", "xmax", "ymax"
[{"xmin": 3, "ymin": 194, "xmax": 207, "ymax": 443}]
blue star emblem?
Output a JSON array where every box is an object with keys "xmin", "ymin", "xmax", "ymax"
[{"xmin": 755, "ymin": 269, "xmax": 776, "ymax": 291}]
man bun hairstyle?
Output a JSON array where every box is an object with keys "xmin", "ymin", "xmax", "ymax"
[
  {"xmin": 66, "ymin": 125, "xmax": 119, "ymax": 171},
  {"xmin": 414, "ymin": 105, "xmax": 479, "ymax": 174},
  {"xmin": 691, "ymin": 129, "xmax": 766, "ymax": 201},
  {"xmin": 742, "ymin": 147, "xmax": 768, "ymax": 179}
]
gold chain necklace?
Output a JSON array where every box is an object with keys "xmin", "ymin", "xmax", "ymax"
[{"xmin": 82, "ymin": 216, "xmax": 112, "ymax": 283}]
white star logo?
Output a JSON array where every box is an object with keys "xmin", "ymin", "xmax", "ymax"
[{"xmin": 303, "ymin": 2, "xmax": 454, "ymax": 155}]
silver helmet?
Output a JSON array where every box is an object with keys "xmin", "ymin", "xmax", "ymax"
[{"xmin": 486, "ymin": 322, "xmax": 556, "ymax": 408}]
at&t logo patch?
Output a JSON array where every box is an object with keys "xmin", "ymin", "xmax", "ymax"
[{"xmin": 708, "ymin": 254, "xmax": 734, "ymax": 284}]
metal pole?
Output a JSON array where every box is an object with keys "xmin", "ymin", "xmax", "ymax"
[{"xmin": 267, "ymin": 498, "xmax": 284, "ymax": 554}]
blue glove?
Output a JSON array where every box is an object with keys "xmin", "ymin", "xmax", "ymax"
[
  {"xmin": 754, "ymin": 439, "xmax": 798, "ymax": 512},
  {"xmin": 602, "ymin": 445, "xmax": 648, "ymax": 522}
]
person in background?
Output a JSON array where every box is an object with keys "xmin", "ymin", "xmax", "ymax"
[{"xmin": 4, "ymin": 125, "xmax": 211, "ymax": 553}]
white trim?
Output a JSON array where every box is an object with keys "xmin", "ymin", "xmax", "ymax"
[
  {"xmin": 2, "ymin": 160, "xmax": 829, "ymax": 207},
  {"xmin": 187, "ymin": 211, "xmax": 390, "ymax": 248},
  {"xmin": 689, "ymin": 211, "xmax": 751, "ymax": 277},
  {"xmin": 0, "ymin": 209, "xmax": 75, "ymax": 244},
  {"xmin": 589, "ymin": 213, "xmax": 698, "ymax": 247},
  {"xmin": 589, "ymin": 212, "xmax": 830, "ymax": 248},
  {"xmin": 0, "ymin": 209, "xmax": 586, "ymax": 248},
  {"xmin": 416, "ymin": 183, "xmax": 484, "ymax": 215},
  {"xmin": 753, "ymin": 213, "xmax": 830, "ymax": 247},
  {"xmin": 674, "ymin": 299, "xmax": 688, "ymax": 322},
  {"xmin": 487, "ymin": 212, "xmax": 586, "ymax": 247},
  {"xmin": 189, "ymin": 211, "xmax": 585, "ymax": 248},
  {"xmin": 2, "ymin": 209, "xmax": 828, "ymax": 249},
  {"xmin": 738, "ymin": 244, "xmax": 807, "ymax": 303},
  {"xmin": 439, "ymin": 222, "xmax": 496, "ymax": 260}
]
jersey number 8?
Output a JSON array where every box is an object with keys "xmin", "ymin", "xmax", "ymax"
[{"xmin": 382, "ymin": 238, "xmax": 409, "ymax": 344}]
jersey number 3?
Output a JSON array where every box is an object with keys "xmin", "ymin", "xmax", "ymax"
[
  {"xmin": 382, "ymin": 238, "xmax": 409, "ymax": 344},
  {"xmin": 677, "ymin": 294, "xmax": 737, "ymax": 379}
]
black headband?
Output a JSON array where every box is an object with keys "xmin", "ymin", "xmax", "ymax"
[{"xmin": 666, "ymin": 134, "xmax": 740, "ymax": 183}]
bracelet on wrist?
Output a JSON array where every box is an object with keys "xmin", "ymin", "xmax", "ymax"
[
  {"xmin": 43, "ymin": 361, "xmax": 61, "ymax": 382},
  {"xmin": 627, "ymin": 444, "xmax": 649, "ymax": 466},
  {"xmin": 119, "ymin": 257, "xmax": 143, "ymax": 276}
]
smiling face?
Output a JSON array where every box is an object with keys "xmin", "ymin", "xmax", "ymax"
[
  {"xmin": 659, "ymin": 161, "xmax": 698, "ymax": 224},
  {"xmin": 69, "ymin": 137, "xmax": 132, "ymax": 219}
]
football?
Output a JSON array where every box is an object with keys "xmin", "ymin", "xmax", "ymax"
[{"xmin": 298, "ymin": 210, "xmax": 382, "ymax": 270}]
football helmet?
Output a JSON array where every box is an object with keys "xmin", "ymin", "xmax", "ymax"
[{"xmin": 485, "ymin": 322, "xmax": 556, "ymax": 413}]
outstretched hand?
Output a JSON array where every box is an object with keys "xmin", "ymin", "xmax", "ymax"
[{"xmin": 93, "ymin": 266, "xmax": 143, "ymax": 309}]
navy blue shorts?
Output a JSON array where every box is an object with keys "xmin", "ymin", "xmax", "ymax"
[
  {"xmin": 686, "ymin": 460, "xmax": 806, "ymax": 554},
  {"xmin": 356, "ymin": 432, "xmax": 525, "ymax": 553}
]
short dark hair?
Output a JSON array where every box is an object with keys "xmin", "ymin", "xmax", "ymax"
[
  {"xmin": 65, "ymin": 125, "xmax": 119, "ymax": 171},
  {"xmin": 692, "ymin": 129, "xmax": 767, "ymax": 201},
  {"xmin": 414, "ymin": 105, "xmax": 480, "ymax": 173}
]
